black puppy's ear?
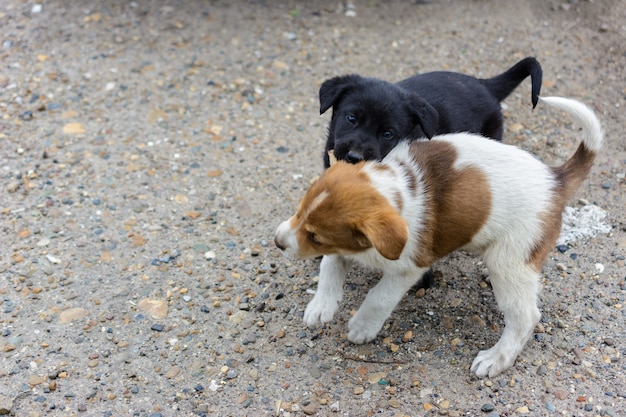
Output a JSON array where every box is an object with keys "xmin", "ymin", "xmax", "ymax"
[
  {"xmin": 319, "ymin": 74, "xmax": 362, "ymax": 115},
  {"xmin": 407, "ymin": 94, "xmax": 439, "ymax": 139}
]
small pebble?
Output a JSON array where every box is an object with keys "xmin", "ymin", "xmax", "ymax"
[
  {"xmin": 302, "ymin": 402, "xmax": 319, "ymax": 415},
  {"xmin": 553, "ymin": 389, "xmax": 568, "ymax": 400},
  {"xmin": 481, "ymin": 403, "xmax": 495, "ymax": 412},
  {"xmin": 309, "ymin": 367, "xmax": 321, "ymax": 379},
  {"xmin": 165, "ymin": 366, "xmax": 180, "ymax": 379},
  {"xmin": 7, "ymin": 182, "xmax": 20, "ymax": 193},
  {"xmin": 150, "ymin": 324, "xmax": 164, "ymax": 332},
  {"xmin": 138, "ymin": 299, "xmax": 168, "ymax": 319},
  {"xmin": 46, "ymin": 254, "xmax": 61, "ymax": 264}
]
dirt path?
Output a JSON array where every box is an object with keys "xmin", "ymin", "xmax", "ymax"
[{"xmin": 1, "ymin": 1, "xmax": 625, "ymax": 416}]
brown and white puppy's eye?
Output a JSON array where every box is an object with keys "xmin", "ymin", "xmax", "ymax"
[{"xmin": 307, "ymin": 231, "xmax": 321, "ymax": 245}]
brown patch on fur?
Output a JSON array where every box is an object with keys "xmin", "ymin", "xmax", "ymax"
[
  {"xmin": 371, "ymin": 164, "xmax": 393, "ymax": 174},
  {"xmin": 409, "ymin": 141, "xmax": 492, "ymax": 267},
  {"xmin": 527, "ymin": 209, "xmax": 562, "ymax": 272},
  {"xmin": 398, "ymin": 161, "xmax": 418, "ymax": 197},
  {"xmin": 392, "ymin": 191, "xmax": 403, "ymax": 212},
  {"xmin": 291, "ymin": 161, "xmax": 408, "ymax": 260},
  {"xmin": 552, "ymin": 144, "xmax": 597, "ymax": 202},
  {"xmin": 527, "ymin": 143, "xmax": 597, "ymax": 270}
]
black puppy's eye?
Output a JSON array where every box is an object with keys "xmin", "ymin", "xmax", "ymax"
[
  {"xmin": 307, "ymin": 231, "xmax": 321, "ymax": 245},
  {"xmin": 382, "ymin": 130, "xmax": 394, "ymax": 140},
  {"xmin": 345, "ymin": 114, "xmax": 356, "ymax": 124}
]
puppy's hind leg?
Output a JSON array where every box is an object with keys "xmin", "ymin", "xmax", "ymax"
[
  {"xmin": 348, "ymin": 266, "xmax": 429, "ymax": 344},
  {"xmin": 481, "ymin": 111, "xmax": 504, "ymax": 141},
  {"xmin": 304, "ymin": 255, "xmax": 351, "ymax": 327},
  {"xmin": 471, "ymin": 258, "xmax": 541, "ymax": 378}
]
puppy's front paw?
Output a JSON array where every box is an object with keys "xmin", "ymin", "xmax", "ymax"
[
  {"xmin": 470, "ymin": 347, "xmax": 516, "ymax": 378},
  {"xmin": 347, "ymin": 314, "xmax": 382, "ymax": 344},
  {"xmin": 303, "ymin": 295, "xmax": 339, "ymax": 327}
]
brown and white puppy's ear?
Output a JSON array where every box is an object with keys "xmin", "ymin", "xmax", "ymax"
[{"xmin": 359, "ymin": 208, "xmax": 408, "ymax": 260}]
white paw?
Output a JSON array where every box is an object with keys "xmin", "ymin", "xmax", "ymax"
[
  {"xmin": 347, "ymin": 314, "xmax": 382, "ymax": 344},
  {"xmin": 303, "ymin": 295, "xmax": 340, "ymax": 327},
  {"xmin": 470, "ymin": 346, "xmax": 516, "ymax": 378}
]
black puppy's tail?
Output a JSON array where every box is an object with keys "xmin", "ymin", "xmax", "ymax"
[{"xmin": 480, "ymin": 57, "xmax": 543, "ymax": 108}]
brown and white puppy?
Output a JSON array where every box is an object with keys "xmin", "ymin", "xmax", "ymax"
[{"xmin": 275, "ymin": 96, "xmax": 603, "ymax": 378}]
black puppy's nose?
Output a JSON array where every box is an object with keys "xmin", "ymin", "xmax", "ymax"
[
  {"xmin": 346, "ymin": 151, "xmax": 364, "ymax": 164},
  {"xmin": 274, "ymin": 236, "xmax": 285, "ymax": 251}
]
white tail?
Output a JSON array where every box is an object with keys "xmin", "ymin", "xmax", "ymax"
[{"xmin": 538, "ymin": 96, "xmax": 603, "ymax": 153}]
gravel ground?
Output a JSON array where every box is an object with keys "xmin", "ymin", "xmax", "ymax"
[{"xmin": 1, "ymin": 1, "xmax": 625, "ymax": 416}]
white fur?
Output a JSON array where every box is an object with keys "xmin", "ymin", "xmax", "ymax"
[
  {"xmin": 275, "ymin": 217, "xmax": 299, "ymax": 257},
  {"xmin": 279, "ymin": 96, "xmax": 603, "ymax": 378},
  {"xmin": 303, "ymin": 255, "xmax": 349, "ymax": 325},
  {"xmin": 539, "ymin": 96, "xmax": 603, "ymax": 152}
]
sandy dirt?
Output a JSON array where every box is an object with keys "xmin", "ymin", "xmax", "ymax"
[{"xmin": 1, "ymin": 1, "xmax": 625, "ymax": 416}]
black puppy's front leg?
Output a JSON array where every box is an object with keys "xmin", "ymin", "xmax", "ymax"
[{"xmin": 413, "ymin": 268, "xmax": 434, "ymax": 290}]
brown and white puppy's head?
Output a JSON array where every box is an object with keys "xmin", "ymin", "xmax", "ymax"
[{"xmin": 274, "ymin": 160, "xmax": 408, "ymax": 261}]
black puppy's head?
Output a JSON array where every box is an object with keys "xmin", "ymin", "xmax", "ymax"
[{"xmin": 320, "ymin": 74, "xmax": 438, "ymax": 165}]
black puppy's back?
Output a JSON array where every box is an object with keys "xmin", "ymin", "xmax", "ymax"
[{"xmin": 398, "ymin": 72, "xmax": 504, "ymax": 140}]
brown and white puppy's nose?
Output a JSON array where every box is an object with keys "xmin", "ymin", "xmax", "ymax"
[
  {"xmin": 274, "ymin": 218, "xmax": 298, "ymax": 257},
  {"xmin": 273, "ymin": 236, "xmax": 285, "ymax": 251}
]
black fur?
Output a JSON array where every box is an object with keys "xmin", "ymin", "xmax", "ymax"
[{"xmin": 320, "ymin": 57, "xmax": 542, "ymax": 168}]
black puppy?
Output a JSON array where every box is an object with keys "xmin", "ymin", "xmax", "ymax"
[{"xmin": 320, "ymin": 57, "xmax": 542, "ymax": 168}]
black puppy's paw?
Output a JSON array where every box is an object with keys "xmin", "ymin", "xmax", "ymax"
[{"xmin": 412, "ymin": 268, "xmax": 435, "ymax": 291}]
